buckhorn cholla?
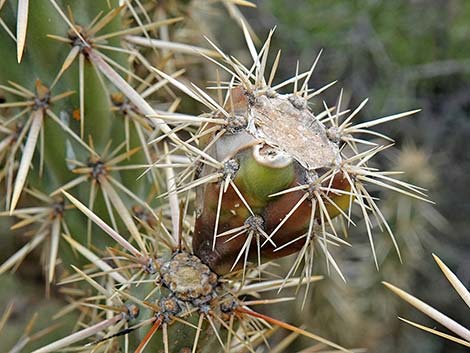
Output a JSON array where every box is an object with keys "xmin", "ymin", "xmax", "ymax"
[{"xmin": 0, "ymin": 1, "xmax": 428, "ymax": 353}]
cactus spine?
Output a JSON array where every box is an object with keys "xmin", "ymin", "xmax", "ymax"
[{"xmin": 0, "ymin": 1, "xmax": 428, "ymax": 352}]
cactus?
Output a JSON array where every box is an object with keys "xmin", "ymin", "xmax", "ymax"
[
  {"xmin": 0, "ymin": 1, "xmax": 430, "ymax": 353},
  {"xmin": 291, "ymin": 144, "xmax": 450, "ymax": 351},
  {"xmin": 385, "ymin": 254, "xmax": 470, "ymax": 348}
]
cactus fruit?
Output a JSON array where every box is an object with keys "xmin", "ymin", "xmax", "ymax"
[
  {"xmin": 0, "ymin": 1, "xmax": 430, "ymax": 353},
  {"xmin": 174, "ymin": 32, "xmax": 426, "ymax": 277},
  {"xmin": 192, "ymin": 85, "xmax": 346, "ymax": 274}
]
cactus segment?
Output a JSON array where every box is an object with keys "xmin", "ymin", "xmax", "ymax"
[{"xmin": 33, "ymin": 201, "xmax": 347, "ymax": 353}]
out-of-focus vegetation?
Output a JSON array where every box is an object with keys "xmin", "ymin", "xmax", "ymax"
[{"xmin": 238, "ymin": 1, "xmax": 470, "ymax": 352}]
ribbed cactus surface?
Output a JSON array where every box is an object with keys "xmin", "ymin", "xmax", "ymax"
[{"xmin": 0, "ymin": 1, "xmax": 428, "ymax": 353}]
